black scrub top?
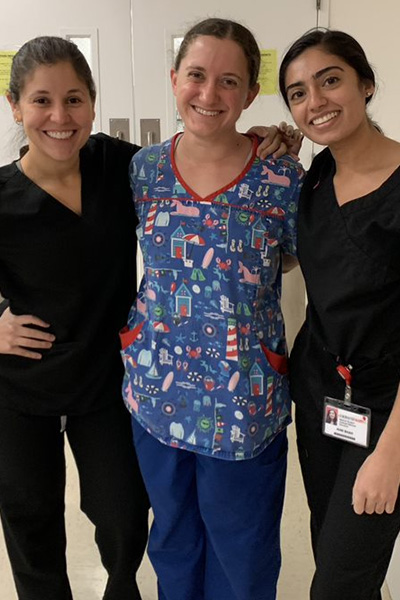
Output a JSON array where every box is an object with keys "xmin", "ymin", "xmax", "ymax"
[
  {"xmin": 297, "ymin": 147, "xmax": 400, "ymax": 368},
  {"xmin": 0, "ymin": 133, "xmax": 140, "ymax": 415}
]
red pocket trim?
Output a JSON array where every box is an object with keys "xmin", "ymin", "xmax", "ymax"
[
  {"xmin": 119, "ymin": 322, "xmax": 144, "ymax": 350},
  {"xmin": 260, "ymin": 342, "xmax": 288, "ymax": 375}
]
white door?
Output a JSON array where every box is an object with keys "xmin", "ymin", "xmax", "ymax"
[{"xmin": 130, "ymin": 0, "xmax": 329, "ymax": 348}]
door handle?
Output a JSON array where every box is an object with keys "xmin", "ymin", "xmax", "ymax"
[
  {"xmin": 140, "ymin": 119, "xmax": 161, "ymax": 147},
  {"xmin": 109, "ymin": 118, "xmax": 130, "ymax": 142}
]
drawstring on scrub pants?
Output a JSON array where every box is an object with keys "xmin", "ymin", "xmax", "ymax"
[{"xmin": 60, "ymin": 415, "xmax": 67, "ymax": 433}]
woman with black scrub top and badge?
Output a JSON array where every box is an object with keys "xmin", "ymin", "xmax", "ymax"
[{"xmin": 279, "ymin": 28, "xmax": 400, "ymax": 600}]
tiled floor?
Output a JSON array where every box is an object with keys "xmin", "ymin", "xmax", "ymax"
[{"xmin": 0, "ymin": 423, "xmax": 392, "ymax": 600}]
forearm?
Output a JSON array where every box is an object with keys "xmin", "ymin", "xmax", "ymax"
[{"xmin": 352, "ymin": 382, "xmax": 400, "ymax": 514}]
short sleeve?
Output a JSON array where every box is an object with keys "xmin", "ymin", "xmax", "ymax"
[{"xmin": 281, "ymin": 162, "xmax": 304, "ymax": 256}]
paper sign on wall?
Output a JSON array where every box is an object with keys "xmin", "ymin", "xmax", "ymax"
[
  {"xmin": 0, "ymin": 52, "xmax": 16, "ymax": 96},
  {"xmin": 258, "ymin": 49, "xmax": 278, "ymax": 96}
]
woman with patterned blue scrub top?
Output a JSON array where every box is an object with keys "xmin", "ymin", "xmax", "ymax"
[{"xmin": 121, "ymin": 18, "xmax": 304, "ymax": 600}]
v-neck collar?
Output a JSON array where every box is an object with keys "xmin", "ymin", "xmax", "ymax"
[
  {"xmin": 170, "ymin": 132, "xmax": 258, "ymax": 202},
  {"xmin": 327, "ymin": 155, "xmax": 400, "ymax": 213},
  {"xmin": 11, "ymin": 156, "xmax": 84, "ymax": 219}
]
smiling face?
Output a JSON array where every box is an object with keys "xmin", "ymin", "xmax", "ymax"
[
  {"xmin": 284, "ymin": 46, "xmax": 374, "ymax": 148},
  {"xmin": 170, "ymin": 35, "xmax": 259, "ymax": 142},
  {"xmin": 9, "ymin": 60, "xmax": 95, "ymax": 166}
]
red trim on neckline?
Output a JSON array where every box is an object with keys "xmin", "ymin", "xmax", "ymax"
[{"xmin": 170, "ymin": 132, "xmax": 258, "ymax": 202}]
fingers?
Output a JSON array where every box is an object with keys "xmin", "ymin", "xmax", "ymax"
[
  {"xmin": 252, "ymin": 126, "xmax": 282, "ymax": 159},
  {"xmin": 4, "ymin": 331, "xmax": 55, "ymax": 359},
  {"xmin": 15, "ymin": 335, "xmax": 54, "ymax": 349},
  {"xmin": 372, "ymin": 497, "xmax": 397, "ymax": 514},
  {"xmin": 11, "ymin": 311, "xmax": 52, "ymax": 329},
  {"xmin": 352, "ymin": 490, "xmax": 398, "ymax": 515},
  {"xmin": 278, "ymin": 121, "xmax": 304, "ymax": 139},
  {"xmin": 373, "ymin": 502, "xmax": 386, "ymax": 515},
  {"xmin": 364, "ymin": 498, "xmax": 380, "ymax": 515},
  {"xmin": 293, "ymin": 129, "xmax": 304, "ymax": 142},
  {"xmin": 10, "ymin": 347, "xmax": 45, "ymax": 360},
  {"xmin": 248, "ymin": 124, "xmax": 302, "ymax": 160},
  {"xmin": 384, "ymin": 502, "xmax": 396, "ymax": 514},
  {"xmin": 352, "ymin": 492, "xmax": 366, "ymax": 515},
  {"xmin": 247, "ymin": 125, "xmax": 275, "ymax": 139},
  {"xmin": 278, "ymin": 122, "xmax": 294, "ymax": 137},
  {"xmin": 276, "ymin": 123, "xmax": 303, "ymax": 160},
  {"xmin": 271, "ymin": 142, "xmax": 288, "ymax": 160},
  {"xmin": 0, "ymin": 308, "xmax": 55, "ymax": 359},
  {"xmin": 360, "ymin": 500, "xmax": 396, "ymax": 515},
  {"xmin": 257, "ymin": 138, "xmax": 283, "ymax": 160},
  {"xmin": 19, "ymin": 327, "xmax": 55, "ymax": 343}
]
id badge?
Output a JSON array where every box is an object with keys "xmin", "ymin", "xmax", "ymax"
[{"xmin": 323, "ymin": 397, "xmax": 371, "ymax": 448}]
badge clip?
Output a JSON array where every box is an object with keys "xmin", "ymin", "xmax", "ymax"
[{"xmin": 336, "ymin": 364, "xmax": 352, "ymax": 406}]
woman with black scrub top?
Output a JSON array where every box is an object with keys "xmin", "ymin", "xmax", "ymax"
[{"xmin": 279, "ymin": 28, "xmax": 400, "ymax": 600}]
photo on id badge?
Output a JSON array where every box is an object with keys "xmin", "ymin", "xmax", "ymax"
[{"xmin": 323, "ymin": 397, "xmax": 371, "ymax": 448}]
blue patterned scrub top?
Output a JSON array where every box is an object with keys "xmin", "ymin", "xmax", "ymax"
[{"xmin": 121, "ymin": 134, "xmax": 304, "ymax": 460}]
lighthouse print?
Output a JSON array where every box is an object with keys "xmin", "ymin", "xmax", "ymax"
[
  {"xmin": 145, "ymin": 201, "xmax": 158, "ymax": 235},
  {"xmin": 121, "ymin": 136, "xmax": 300, "ymax": 459},
  {"xmin": 226, "ymin": 318, "xmax": 239, "ymax": 361}
]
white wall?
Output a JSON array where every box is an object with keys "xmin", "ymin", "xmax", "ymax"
[
  {"xmin": 0, "ymin": 0, "xmax": 134, "ymax": 165},
  {"xmin": 328, "ymin": 0, "xmax": 400, "ymax": 143}
]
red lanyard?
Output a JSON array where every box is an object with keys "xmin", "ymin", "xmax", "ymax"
[{"xmin": 336, "ymin": 364, "xmax": 352, "ymax": 405}]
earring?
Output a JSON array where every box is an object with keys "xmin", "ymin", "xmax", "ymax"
[
  {"xmin": 15, "ymin": 118, "xmax": 22, "ymax": 125},
  {"xmin": 366, "ymin": 91, "xmax": 373, "ymax": 97}
]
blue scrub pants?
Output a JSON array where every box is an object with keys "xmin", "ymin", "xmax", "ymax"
[{"xmin": 132, "ymin": 418, "xmax": 287, "ymax": 600}]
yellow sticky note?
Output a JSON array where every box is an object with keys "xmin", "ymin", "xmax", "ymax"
[
  {"xmin": 258, "ymin": 49, "xmax": 278, "ymax": 96},
  {"xmin": 0, "ymin": 52, "xmax": 16, "ymax": 96}
]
